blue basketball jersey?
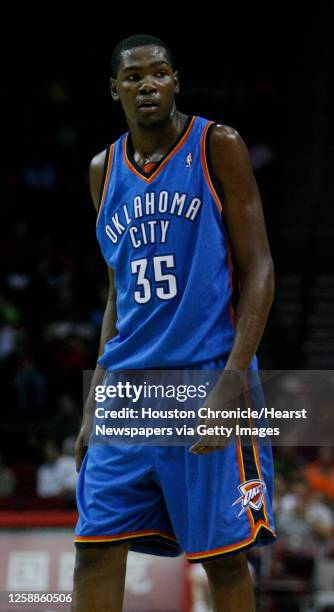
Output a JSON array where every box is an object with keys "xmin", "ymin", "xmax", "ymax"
[{"xmin": 96, "ymin": 115, "xmax": 237, "ymax": 370}]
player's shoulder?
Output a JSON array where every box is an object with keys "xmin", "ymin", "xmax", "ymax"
[
  {"xmin": 89, "ymin": 147, "xmax": 110, "ymax": 212},
  {"xmin": 90, "ymin": 147, "xmax": 108, "ymax": 174},
  {"xmin": 208, "ymin": 123, "xmax": 248, "ymax": 165},
  {"xmin": 209, "ymin": 123, "xmax": 244, "ymax": 147}
]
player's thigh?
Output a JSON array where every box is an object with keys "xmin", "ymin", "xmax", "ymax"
[{"xmin": 73, "ymin": 543, "xmax": 130, "ymax": 580}]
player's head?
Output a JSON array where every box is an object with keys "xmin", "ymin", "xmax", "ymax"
[{"xmin": 110, "ymin": 34, "xmax": 179, "ymax": 127}]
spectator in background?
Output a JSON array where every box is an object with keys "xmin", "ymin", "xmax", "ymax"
[
  {"xmin": 36, "ymin": 439, "xmax": 77, "ymax": 502},
  {"xmin": 14, "ymin": 352, "xmax": 47, "ymax": 414},
  {"xmin": 278, "ymin": 479, "xmax": 334, "ymax": 542},
  {"xmin": 51, "ymin": 394, "xmax": 80, "ymax": 445},
  {"xmin": 0, "ymin": 295, "xmax": 22, "ymax": 362},
  {"xmin": 55, "ymin": 436, "xmax": 77, "ymax": 503},
  {"xmin": 0, "ymin": 320, "xmax": 16, "ymax": 361},
  {"xmin": 272, "ymin": 472, "xmax": 287, "ymax": 515},
  {"xmin": 36, "ymin": 441, "xmax": 61, "ymax": 498},
  {"xmin": 22, "ymin": 154, "xmax": 57, "ymax": 191},
  {"xmin": 305, "ymin": 446, "xmax": 334, "ymax": 502},
  {"xmin": 0, "ymin": 454, "xmax": 16, "ymax": 498},
  {"xmin": 306, "ymin": 491, "xmax": 334, "ymax": 541},
  {"xmin": 248, "ymin": 141, "xmax": 276, "ymax": 173},
  {"xmin": 0, "ymin": 294, "xmax": 22, "ymax": 327},
  {"xmin": 277, "ymin": 480, "xmax": 314, "ymax": 539}
]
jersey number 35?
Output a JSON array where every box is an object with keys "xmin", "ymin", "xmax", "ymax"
[{"xmin": 131, "ymin": 254, "xmax": 178, "ymax": 304}]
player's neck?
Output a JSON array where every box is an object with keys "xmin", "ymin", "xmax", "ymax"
[{"xmin": 127, "ymin": 108, "xmax": 189, "ymax": 163}]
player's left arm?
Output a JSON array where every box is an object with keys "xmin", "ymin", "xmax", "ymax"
[{"xmin": 210, "ymin": 124, "xmax": 275, "ymax": 371}]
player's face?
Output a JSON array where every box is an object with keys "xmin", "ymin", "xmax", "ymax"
[{"xmin": 110, "ymin": 45, "xmax": 179, "ymax": 126}]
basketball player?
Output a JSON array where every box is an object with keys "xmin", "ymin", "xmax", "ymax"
[{"xmin": 72, "ymin": 35, "xmax": 276, "ymax": 612}]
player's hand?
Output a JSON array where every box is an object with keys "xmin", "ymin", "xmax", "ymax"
[
  {"xmin": 189, "ymin": 370, "xmax": 244, "ymax": 455},
  {"xmin": 74, "ymin": 425, "xmax": 90, "ymax": 472}
]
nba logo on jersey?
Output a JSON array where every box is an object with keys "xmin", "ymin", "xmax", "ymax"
[
  {"xmin": 186, "ymin": 152, "xmax": 193, "ymax": 168},
  {"xmin": 232, "ymin": 479, "xmax": 267, "ymax": 517}
]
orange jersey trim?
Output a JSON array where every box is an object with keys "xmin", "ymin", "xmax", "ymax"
[
  {"xmin": 200, "ymin": 121, "xmax": 222, "ymax": 212},
  {"xmin": 123, "ymin": 116, "xmax": 196, "ymax": 183},
  {"xmin": 186, "ymin": 522, "xmax": 276, "ymax": 561},
  {"xmin": 96, "ymin": 144, "xmax": 115, "ymax": 226},
  {"xmin": 241, "ymin": 381, "xmax": 271, "ymax": 530},
  {"xmin": 201, "ymin": 120, "xmax": 236, "ymax": 326},
  {"xmin": 74, "ymin": 528, "xmax": 178, "ymax": 544},
  {"xmin": 236, "ymin": 435, "xmax": 255, "ymax": 531}
]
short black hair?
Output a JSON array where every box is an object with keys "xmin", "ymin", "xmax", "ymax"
[{"xmin": 110, "ymin": 34, "xmax": 173, "ymax": 78}]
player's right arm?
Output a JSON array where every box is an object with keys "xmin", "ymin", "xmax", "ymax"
[{"xmin": 74, "ymin": 149, "xmax": 118, "ymax": 472}]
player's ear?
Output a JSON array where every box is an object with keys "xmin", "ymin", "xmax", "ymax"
[
  {"xmin": 110, "ymin": 77, "xmax": 120, "ymax": 102},
  {"xmin": 173, "ymin": 71, "xmax": 180, "ymax": 94}
]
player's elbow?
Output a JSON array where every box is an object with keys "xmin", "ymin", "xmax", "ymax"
[{"xmin": 240, "ymin": 255, "xmax": 275, "ymax": 303}]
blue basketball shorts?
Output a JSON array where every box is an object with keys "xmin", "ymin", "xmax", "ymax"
[{"xmin": 74, "ymin": 355, "xmax": 276, "ymax": 562}]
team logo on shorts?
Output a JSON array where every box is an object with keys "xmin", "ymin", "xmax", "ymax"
[{"xmin": 232, "ymin": 479, "xmax": 266, "ymax": 517}]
